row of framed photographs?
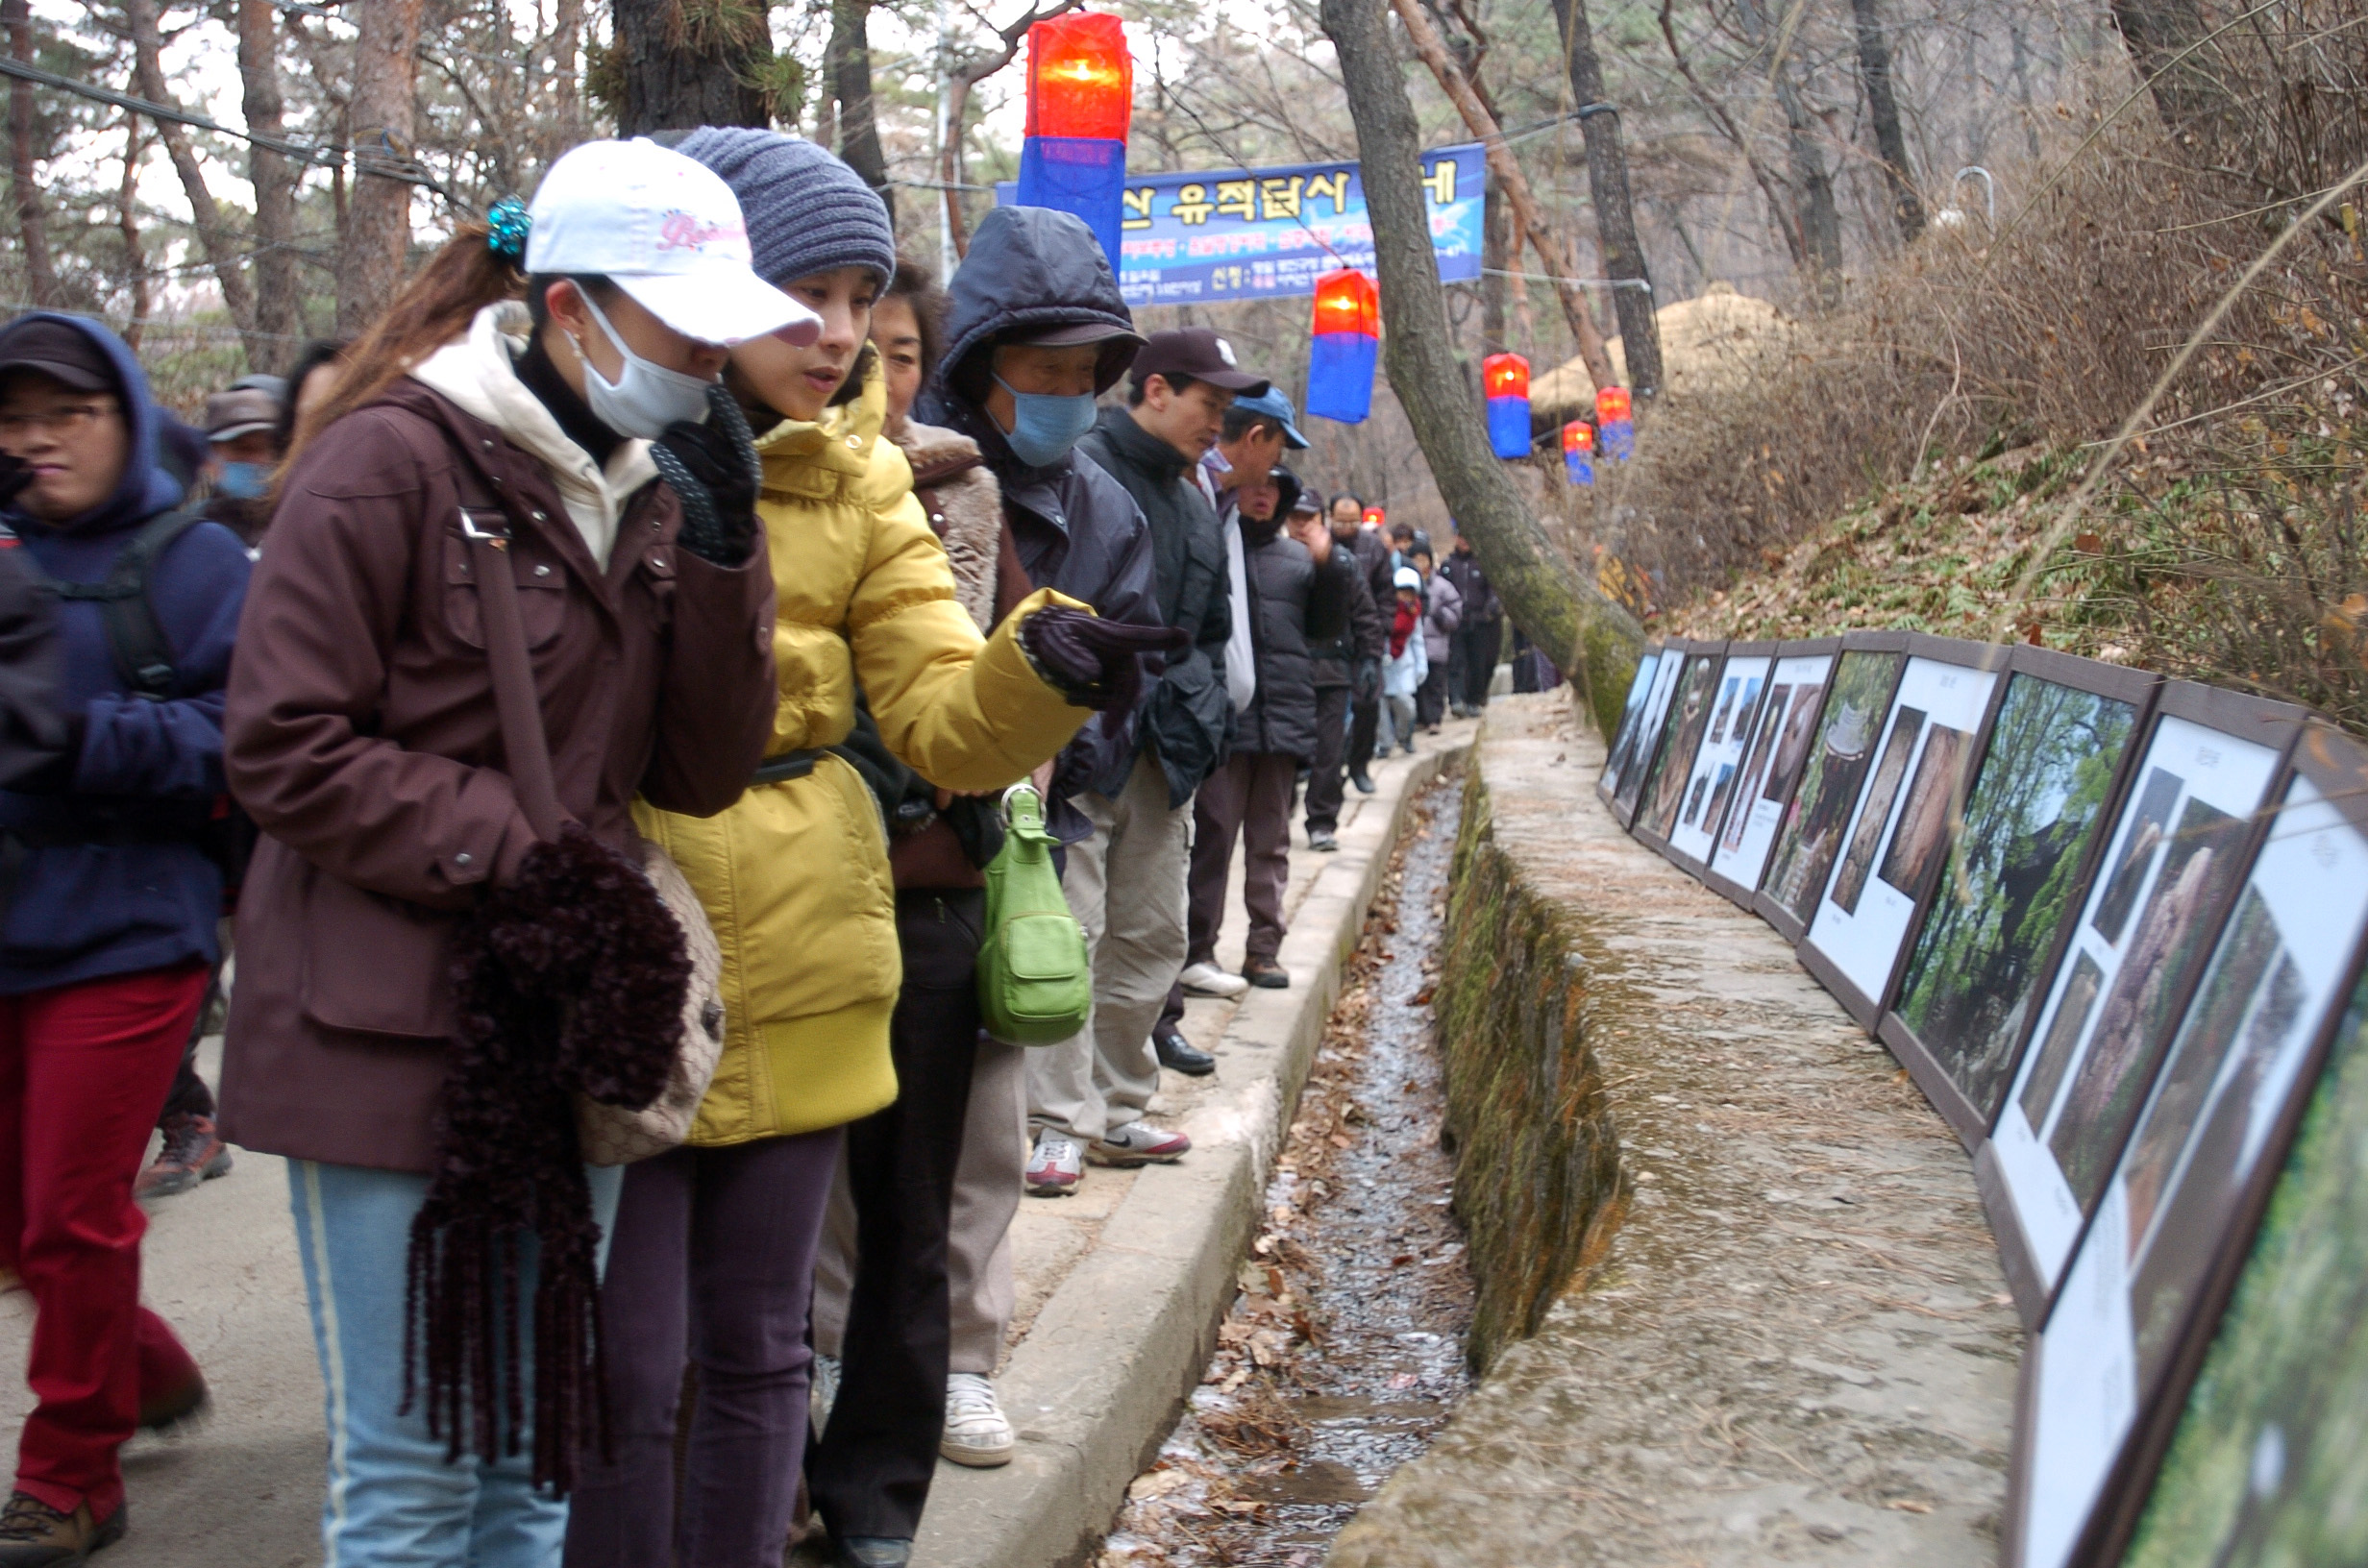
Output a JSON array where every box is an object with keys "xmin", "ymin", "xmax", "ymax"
[{"xmin": 1596, "ymin": 630, "xmax": 2368, "ymax": 1568}]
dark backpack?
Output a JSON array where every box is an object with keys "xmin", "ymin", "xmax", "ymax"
[{"xmin": 13, "ymin": 508, "xmax": 258, "ymax": 903}]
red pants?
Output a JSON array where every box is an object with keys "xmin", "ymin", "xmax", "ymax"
[{"xmin": 0, "ymin": 963, "xmax": 207, "ymax": 1518}]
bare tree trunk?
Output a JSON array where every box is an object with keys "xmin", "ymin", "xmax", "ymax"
[
  {"xmin": 1389, "ymin": 0, "xmax": 1616, "ymax": 393},
  {"xmin": 1847, "ymin": 0, "xmax": 1924, "ymax": 244},
  {"xmin": 1546, "ymin": 0, "xmax": 1663, "ymax": 401},
  {"xmin": 612, "ymin": 0, "xmax": 772, "ymax": 136},
  {"xmin": 1774, "ymin": 66, "xmax": 1844, "ymax": 306},
  {"xmin": 4, "ymin": 0, "xmax": 59, "ymax": 307},
  {"xmin": 118, "ymin": 115, "xmax": 148, "ymax": 351},
  {"xmin": 550, "ymin": 0, "xmax": 585, "ymax": 167},
  {"xmin": 239, "ymin": 0, "xmax": 299, "ymax": 371},
  {"xmin": 1323, "ymin": 0, "xmax": 1641, "ymax": 735},
  {"xmin": 828, "ymin": 0, "xmax": 895, "ymax": 230},
  {"xmin": 1480, "ymin": 183, "xmax": 1508, "ymax": 350},
  {"xmin": 336, "ymin": 0, "xmax": 425, "ymax": 336},
  {"xmin": 128, "ymin": 0, "xmax": 260, "ymax": 345}
]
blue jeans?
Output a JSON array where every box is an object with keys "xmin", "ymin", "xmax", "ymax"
[{"xmin": 288, "ymin": 1159, "xmax": 624, "ymax": 1568}]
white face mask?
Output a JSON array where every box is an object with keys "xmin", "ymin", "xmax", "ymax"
[{"xmin": 572, "ymin": 292, "xmax": 714, "ymax": 440}]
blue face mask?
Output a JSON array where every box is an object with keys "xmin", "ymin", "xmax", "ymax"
[
  {"xmin": 216, "ymin": 461, "xmax": 273, "ymax": 500},
  {"xmin": 994, "ymin": 375, "xmax": 1098, "ymax": 468}
]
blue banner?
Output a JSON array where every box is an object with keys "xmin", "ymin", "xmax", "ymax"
[{"xmin": 996, "ymin": 143, "xmax": 1487, "ymax": 306}]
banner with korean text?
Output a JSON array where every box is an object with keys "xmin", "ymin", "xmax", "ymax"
[{"xmin": 996, "ymin": 143, "xmax": 1487, "ymax": 306}]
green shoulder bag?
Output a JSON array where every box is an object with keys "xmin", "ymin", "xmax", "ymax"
[{"xmin": 976, "ymin": 783, "xmax": 1094, "ymax": 1045}]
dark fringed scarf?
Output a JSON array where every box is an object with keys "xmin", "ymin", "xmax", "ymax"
[{"xmin": 406, "ymin": 823, "xmax": 691, "ymax": 1493}]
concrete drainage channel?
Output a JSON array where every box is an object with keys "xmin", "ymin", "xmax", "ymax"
[
  {"xmin": 912, "ymin": 746, "xmax": 1470, "ymax": 1568},
  {"xmin": 1095, "ymin": 775, "xmax": 1474, "ymax": 1567}
]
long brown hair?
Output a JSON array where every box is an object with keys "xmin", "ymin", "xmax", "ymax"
[{"xmin": 285, "ymin": 220, "xmax": 524, "ymax": 465}]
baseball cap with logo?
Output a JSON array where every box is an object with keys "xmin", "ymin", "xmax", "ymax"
[
  {"xmin": 1128, "ymin": 327, "xmax": 1270, "ymax": 398},
  {"xmin": 525, "ymin": 138, "xmax": 821, "ymax": 349}
]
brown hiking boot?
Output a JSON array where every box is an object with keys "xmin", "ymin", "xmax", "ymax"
[
  {"xmin": 136, "ymin": 1115, "xmax": 232, "ymax": 1200},
  {"xmin": 0, "ymin": 1493, "xmax": 125, "ymax": 1565}
]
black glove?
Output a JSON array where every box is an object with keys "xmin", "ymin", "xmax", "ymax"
[
  {"xmin": 0, "ymin": 453, "xmax": 31, "ymax": 511},
  {"xmin": 1019, "ymin": 605, "xmax": 1189, "ymax": 716},
  {"xmin": 1353, "ymin": 656, "xmax": 1381, "ymax": 705},
  {"xmin": 650, "ymin": 385, "xmax": 761, "ymax": 569}
]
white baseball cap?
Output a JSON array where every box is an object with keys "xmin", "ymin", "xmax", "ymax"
[{"xmin": 526, "ymin": 138, "xmax": 822, "ymax": 348}]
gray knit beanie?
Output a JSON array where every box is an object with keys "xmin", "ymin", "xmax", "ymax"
[{"xmin": 674, "ymin": 127, "xmax": 899, "ymax": 289}]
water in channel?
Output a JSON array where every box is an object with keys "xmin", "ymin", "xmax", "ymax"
[{"xmin": 1098, "ymin": 772, "xmax": 1474, "ymax": 1568}]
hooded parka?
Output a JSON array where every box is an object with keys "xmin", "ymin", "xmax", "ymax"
[{"xmin": 637, "ymin": 360, "xmax": 1091, "ymax": 1147}]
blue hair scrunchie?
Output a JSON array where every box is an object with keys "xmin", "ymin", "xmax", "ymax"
[{"xmin": 486, "ymin": 197, "xmax": 530, "ymax": 262}]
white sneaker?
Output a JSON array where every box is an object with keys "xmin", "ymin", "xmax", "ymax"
[
  {"xmin": 1025, "ymin": 1131, "xmax": 1084, "ymax": 1196},
  {"xmin": 942, "ymin": 1372, "xmax": 1016, "ymax": 1467},
  {"xmin": 811, "ymin": 1351, "xmax": 841, "ymax": 1434},
  {"xmin": 1180, "ymin": 961, "xmax": 1249, "ymax": 998}
]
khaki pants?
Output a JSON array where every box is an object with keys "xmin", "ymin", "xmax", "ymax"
[
  {"xmin": 1025, "ymin": 752, "xmax": 1191, "ymax": 1143},
  {"xmin": 814, "ymin": 1035, "xmax": 1024, "ymax": 1375}
]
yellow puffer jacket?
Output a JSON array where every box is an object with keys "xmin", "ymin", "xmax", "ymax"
[{"xmin": 636, "ymin": 367, "xmax": 1089, "ymax": 1145}]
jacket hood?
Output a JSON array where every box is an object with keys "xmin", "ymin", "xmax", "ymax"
[
  {"xmin": 4, "ymin": 312, "xmax": 183, "ymax": 536},
  {"xmin": 935, "ymin": 207, "xmax": 1139, "ymax": 402}
]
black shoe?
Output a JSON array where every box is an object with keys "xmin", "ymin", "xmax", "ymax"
[
  {"xmin": 1307, "ymin": 827, "xmax": 1340, "ymax": 851},
  {"xmin": 1242, "ymin": 957, "xmax": 1290, "ymax": 990},
  {"xmin": 1155, "ymin": 1027, "xmax": 1217, "ymax": 1077},
  {"xmin": 1349, "ymin": 770, "xmax": 1376, "ymax": 795},
  {"xmin": 836, "ymin": 1538, "xmax": 912, "ymax": 1568}
]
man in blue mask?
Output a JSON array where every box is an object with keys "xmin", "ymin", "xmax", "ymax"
[{"xmin": 198, "ymin": 382, "xmax": 284, "ymax": 549}]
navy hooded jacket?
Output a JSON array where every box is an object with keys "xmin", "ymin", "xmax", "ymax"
[{"xmin": 0, "ymin": 313, "xmax": 252, "ymax": 993}]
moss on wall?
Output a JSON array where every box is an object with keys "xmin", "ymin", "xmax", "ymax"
[{"xmin": 1436, "ymin": 763, "xmax": 1630, "ymax": 1369}]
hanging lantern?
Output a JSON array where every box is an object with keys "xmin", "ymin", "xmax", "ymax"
[
  {"xmin": 1595, "ymin": 383, "xmax": 1636, "ymax": 460},
  {"xmin": 1484, "ymin": 352, "xmax": 1531, "ymax": 459},
  {"xmin": 1562, "ymin": 420, "xmax": 1595, "ymax": 487},
  {"xmin": 1017, "ymin": 12, "xmax": 1133, "ymax": 270},
  {"xmin": 1305, "ymin": 268, "xmax": 1379, "ymax": 425},
  {"xmin": 1363, "ymin": 505, "xmax": 1385, "ymax": 531}
]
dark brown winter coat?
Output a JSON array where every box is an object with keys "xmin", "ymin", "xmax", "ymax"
[{"xmin": 216, "ymin": 372, "xmax": 777, "ymax": 1175}]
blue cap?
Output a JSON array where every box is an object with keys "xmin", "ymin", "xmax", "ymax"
[{"xmin": 1232, "ymin": 386, "xmax": 1309, "ymax": 450}]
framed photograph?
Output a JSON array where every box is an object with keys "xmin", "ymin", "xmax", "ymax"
[
  {"xmin": 1610, "ymin": 640, "xmax": 1693, "ymax": 829},
  {"xmin": 1656, "ymin": 641, "xmax": 1782, "ymax": 878},
  {"xmin": 1628, "ymin": 643, "xmax": 1727, "ymax": 842},
  {"xmin": 1881, "ymin": 649, "xmax": 2158, "ymax": 1146},
  {"xmin": 2005, "ymin": 726, "xmax": 2368, "ymax": 1568},
  {"xmin": 1596, "ymin": 642, "xmax": 1665, "ymax": 807},
  {"xmin": 2107, "ymin": 961, "xmax": 2368, "ymax": 1568},
  {"xmin": 1976, "ymin": 686, "xmax": 2306, "ymax": 1323},
  {"xmin": 1705, "ymin": 639, "xmax": 1841, "ymax": 910},
  {"xmin": 1798, "ymin": 636, "xmax": 2010, "ymax": 1029},
  {"xmin": 1754, "ymin": 632, "xmax": 1912, "ymax": 944}
]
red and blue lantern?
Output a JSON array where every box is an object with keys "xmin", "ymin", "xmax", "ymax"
[
  {"xmin": 1595, "ymin": 383, "xmax": 1635, "ymax": 460},
  {"xmin": 1484, "ymin": 353, "xmax": 1531, "ymax": 458},
  {"xmin": 1562, "ymin": 419, "xmax": 1595, "ymax": 486},
  {"xmin": 1305, "ymin": 267, "xmax": 1379, "ymax": 425},
  {"xmin": 1017, "ymin": 12, "xmax": 1132, "ymax": 271}
]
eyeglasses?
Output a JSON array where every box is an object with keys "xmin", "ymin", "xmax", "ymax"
[{"xmin": 0, "ymin": 403, "xmax": 117, "ymax": 438}]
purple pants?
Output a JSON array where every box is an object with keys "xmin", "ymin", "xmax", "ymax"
[{"xmin": 562, "ymin": 1127, "xmax": 842, "ymax": 1568}]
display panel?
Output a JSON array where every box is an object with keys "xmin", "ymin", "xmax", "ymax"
[
  {"xmin": 1596, "ymin": 647, "xmax": 1664, "ymax": 804},
  {"xmin": 1887, "ymin": 665, "xmax": 2149, "ymax": 1137},
  {"xmin": 1634, "ymin": 649, "xmax": 1724, "ymax": 842},
  {"xmin": 1611, "ymin": 645, "xmax": 1690, "ymax": 826},
  {"xmin": 1705, "ymin": 650, "xmax": 1836, "ymax": 903},
  {"xmin": 1662, "ymin": 649, "xmax": 1775, "ymax": 872},
  {"xmin": 1985, "ymin": 704, "xmax": 2288, "ymax": 1307},
  {"xmin": 2115, "ymin": 968, "xmax": 2368, "ymax": 1568},
  {"xmin": 1801, "ymin": 649, "xmax": 2003, "ymax": 1021},
  {"xmin": 2012, "ymin": 760, "xmax": 2368, "ymax": 1568},
  {"xmin": 1758, "ymin": 646, "xmax": 1908, "ymax": 939}
]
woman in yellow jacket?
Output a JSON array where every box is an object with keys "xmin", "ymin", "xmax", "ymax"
[{"xmin": 562, "ymin": 134, "xmax": 1172, "ymax": 1568}]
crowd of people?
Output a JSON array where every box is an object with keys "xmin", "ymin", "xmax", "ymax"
[{"xmin": 0, "ymin": 129, "xmax": 1502, "ymax": 1568}]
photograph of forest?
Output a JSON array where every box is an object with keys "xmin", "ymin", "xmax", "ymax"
[
  {"xmin": 1601, "ymin": 653, "xmax": 1663, "ymax": 797},
  {"xmin": 1894, "ymin": 679, "xmax": 2139, "ymax": 1118},
  {"xmin": 1764, "ymin": 652, "xmax": 1901, "ymax": 919},
  {"xmin": 2119, "ymin": 973, "xmax": 2368, "ymax": 1568},
  {"xmin": 1830, "ymin": 707, "xmax": 1924, "ymax": 915},
  {"xmin": 1615, "ymin": 658, "xmax": 1688, "ymax": 818},
  {"xmin": 1643, "ymin": 657, "xmax": 1722, "ymax": 838}
]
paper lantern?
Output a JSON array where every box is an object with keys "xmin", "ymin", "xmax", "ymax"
[
  {"xmin": 1305, "ymin": 268, "xmax": 1379, "ymax": 425},
  {"xmin": 1363, "ymin": 505, "xmax": 1385, "ymax": 530},
  {"xmin": 1484, "ymin": 352, "xmax": 1531, "ymax": 459},
  {"xmin": 1562, "ymin": 419, "xmax": 1595, "ymax": 487},
  {"xmin": 1017, "ymin": 12, "xmax": 1132, "ymax": 269},
  {"xmin": 1595, "ymin": 383, "xmax": 1635, "ymax": 460}
]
